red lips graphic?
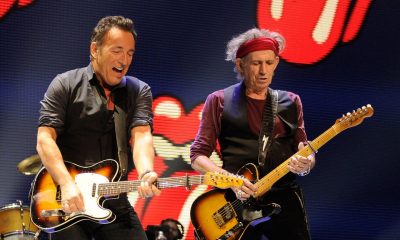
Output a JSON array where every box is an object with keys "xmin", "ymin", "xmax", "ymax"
[
  {"xmin": 128, "ymin": 96, "xmax": 213, "ymax": 239},
  {"xmin": 0, "ymin": 0, "xmax": 35, "ymax": 19},
  {"xmin": 257, "ymin": 0, "xmax": 372, "ymax": 64}
]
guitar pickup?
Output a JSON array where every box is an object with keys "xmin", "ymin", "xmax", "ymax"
[{"xmin": 212, "ymin": 203, "xmax": 236, "ymax": 228}]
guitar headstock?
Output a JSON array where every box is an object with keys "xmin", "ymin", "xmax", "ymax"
[
  {"xmin": 334, "ymin": 104, "xmax": 374, "ymax": 133},
  {"xmin": 203, "ymin": 172, "xmax": 244, "ymax": 189}
]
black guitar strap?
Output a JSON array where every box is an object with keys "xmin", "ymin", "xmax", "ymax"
[
  {"xmin": 257, "ymin": 88, "xmax": 278, "ymax": 167},
  {"xmin": 113, "ymin": 104, "xmax": 128, "ymax": 177}
]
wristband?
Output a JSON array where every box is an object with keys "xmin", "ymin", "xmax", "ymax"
[{"xmin": 139, "ymin": 170, "xmax": 154, "ymax": 180}]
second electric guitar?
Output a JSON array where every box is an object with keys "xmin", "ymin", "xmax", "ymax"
[{"xmin": 190, "ymin": 105, "xmax": 374, "ymax": 240}]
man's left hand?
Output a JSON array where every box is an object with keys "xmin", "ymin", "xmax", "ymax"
[
  {"xmin": 287, "ymin": 142, "xmax": 315, "ymax": 176},
  {"xmin": 138, "ymin": 171, "xmax": 161, "ymax": 198}
]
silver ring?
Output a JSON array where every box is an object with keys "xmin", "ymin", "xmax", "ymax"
[{"xmin": 237, "ymin": 190, "xmax": 243, "ymax": 198}]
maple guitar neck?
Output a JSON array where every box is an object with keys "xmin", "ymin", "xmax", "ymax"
[
  {"xmin": 254, "ymin": 127, "xmax": 336, "ymax": 197},
  {"xmin": 254, "ymin": 105, "xmax": 374, "ymax": 197}
]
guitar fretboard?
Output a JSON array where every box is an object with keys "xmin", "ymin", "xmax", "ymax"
[
  {"xmin": 254, "ymin": 126, "xmax": 338, "ymax": 197},
  {"xmin": 97, "ymin": 175, "xmax": 205, "ymax": 196}
]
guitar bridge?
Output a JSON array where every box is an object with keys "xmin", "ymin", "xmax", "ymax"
[
  {"xmin": 212, "ymin": 203, "xmax": 236, "ymax": 228},
  {"xmin": 217, "ymin": 222, "xmax": 244, "ymax": 240}
]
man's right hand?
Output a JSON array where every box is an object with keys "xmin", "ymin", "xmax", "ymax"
[{"xmin": 60, "ymin": 181, "xmax": 85, "ymax": 213}]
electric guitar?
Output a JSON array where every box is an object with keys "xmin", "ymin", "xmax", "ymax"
[
  {"xmin": 190, "ymin": 105, "xmax": 374, "ymax": 240},
  {"xmin": 29, "ymin": 159, "xmax": 243, "ymax": 233}
]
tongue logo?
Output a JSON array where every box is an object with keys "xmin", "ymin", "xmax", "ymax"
[
  {"xmin": 1, "ymin": 1, "xmax": 372, "ymax": 65},
  {"xmin": 257, "ymin": 0, "xmax": 373, "ymax": 64},
  {"xmin": 128, "ymin": 96, "xmax": 222, "ymax": 238},
  {"xmin": 0, "ymin": 0, "xmax": 35, "ymax": 19}
]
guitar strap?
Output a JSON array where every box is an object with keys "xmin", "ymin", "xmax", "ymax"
[
  {"xmin": 113, "ymin": 104, "xmax": 128, "ymax": 177},
  {"xmin": 257, "ymin": 88, "xmax": 278, "ymax": 167}
]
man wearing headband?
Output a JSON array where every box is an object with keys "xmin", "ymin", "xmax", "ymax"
[{"xmin": 190, "ymin": 28, "xmax": 314, "ymax": 239}]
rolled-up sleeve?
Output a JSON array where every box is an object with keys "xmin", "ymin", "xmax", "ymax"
[
  {"xmin": 38, "ymin": 75, "xmax": 68, "ymax": 134},
  {"xmin": 190, "ymin": 91, "xmax": 224, "ymax": 162},
  {"xmin": 130, "ymin": 82, "xmax": 154, "ymax": 131},
  {"xmin": 293, "ymin": 94, "xmax": 308, "ymax": 146}
]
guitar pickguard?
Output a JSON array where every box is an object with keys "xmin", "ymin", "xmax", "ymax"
[
  {"xmin": 30, "ymin": 159, "xmax": 119, "ymax": 232},
  {"xmin": 74, "ymin": 173, "xmax": 112, "ymax": 220}
]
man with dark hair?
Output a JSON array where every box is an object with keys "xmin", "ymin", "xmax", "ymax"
[
  {"xmin": 190, "ymin": 28, "xmax": 315, "ymax": 239},
  {"xmin": 36, "ymin": 15, "xmax": 159, "ymax": 239},
  {"xmin": 145, "ymin": 218, "xmax": 184, "ymax": 240},
  {"xmin": 160, "ymin": 218, "xmax": 184, "ymax": 240}
]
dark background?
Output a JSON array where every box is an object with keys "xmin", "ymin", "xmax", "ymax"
[{"xmin": 1, "ymin": 1, "xmax": 399, "ymax": 239}]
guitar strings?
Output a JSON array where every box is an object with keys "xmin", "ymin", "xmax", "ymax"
[
  {"xmin": 97, "ymin": 123, "xmax": 340, "ymax": 198},
  {"xmin": 249, "ymin": 129, "xmax": 335, "ymax": 197},
  {"xmin": 211, "ymin": 154, "xmax": 308, "ymax": 220},
  {"xmin": 200, "ymin": 118, "xmax": 360, "ymax": 222},
  {"xmin": 98, "ymin": 174, "xmax": 242, "ymax": 195},
  {"xmin": 213, "ymin": 198, "xmax": 246, "ymax": 221},
  {"xmin": 97, "ymin": 176, "xmax": 207, "ymax": 195}
]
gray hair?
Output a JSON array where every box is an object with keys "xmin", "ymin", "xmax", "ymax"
[{"xmin": 225, "ymin": 28, "xmax": 285, "ymax": 80}]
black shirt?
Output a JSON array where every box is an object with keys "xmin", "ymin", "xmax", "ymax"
[{"xmin": 39, "ymin": 63, "xmax": 153, "ymax": 170}]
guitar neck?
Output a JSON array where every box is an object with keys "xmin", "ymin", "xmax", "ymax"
[
  {"xmin": 254, "ymin": 125, "xmax": 339, "ymax": 197},
  {"xmin": 97, "ymin": 175, "xmax": 205, "ymax": 196}
]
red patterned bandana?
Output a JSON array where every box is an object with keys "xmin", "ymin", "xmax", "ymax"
[{"xmin": 236, "ymin": 37, "xmax": 279, "ymax": 58}]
